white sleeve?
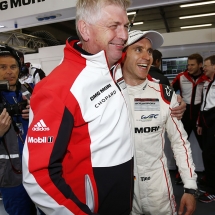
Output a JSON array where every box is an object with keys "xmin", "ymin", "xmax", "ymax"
[
  {"xmin": 166, "ymin": 92, "xmax": 197, "ymax": 190},
  {"xmin": 34, "ymin": 73, "xmax": 41, "ymax": 84}
]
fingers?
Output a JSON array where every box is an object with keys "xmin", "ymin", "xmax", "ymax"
[
  {"xmin": 22, "ymin": 113, "xmax": 29, "ymax": 119},
  {"xmin": 171, "ymin": 109, "xmax": 183, "ymax": 120},
  {"xmin": 22, "ymin": 108, "xmax": 29, "ymax": 114},
  {"xmin": 197, "ymin": 127, "xmax": 202, "ymax": 135},
  {"xmin": 178, "ymin": 200, "xmax": 185, "ymax": 215},
  {"xmin": 179, "ymin": 194, "xmax": 196, "ymax": 215},
  {"xmin": 0, "ymin": 108, "xmax": 11, "ymax": 123},
  {"xmin": 22, "ymin": 112, "xmax": 29, "ymax": 119},
  {"xmin": 0, "ymin": 109, "xmax": 11, "ymax": 136},
  {"xmin": 22, "ymin": 106, "xmax": 30, "ymax": 119},
  {"xmin": 171, "ymin": 98, "xmax": 186, "ymax": 120}
]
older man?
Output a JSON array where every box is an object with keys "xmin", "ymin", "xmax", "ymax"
[
  {"xmin": 122, "ymin": 30, "xmax": 197, "ymax": 215},
  {"xmin": 23, "ymin": 1, "xmax": 134, "ymax": 215}
]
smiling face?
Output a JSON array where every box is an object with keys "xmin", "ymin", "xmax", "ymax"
[
  {"xmin": 0, "ymin": 56, "xmax": 19, "ymax": 91},
  {"xmin": 123, "ymin": 38, "xmax": 153, "ymax": 86},
  {"xmin": 187, "ymin": 59, "xmax": 202, "ymax": 76},
  {"xmin": 80, "ymin": 4, "xmax": 129, "ymax": 68},
  {"xmin": 203, "ymin": 59, "xmax": 215, "ymax": 80}
]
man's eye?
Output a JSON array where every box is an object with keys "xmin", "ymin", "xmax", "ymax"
[
  {"xmin": 11, "ymin": 65, "xmax": 17, "ymax": 69},
  {"xmin": 110, "ymin": 25, "xmax": 117, "ymax": 29},
  {"xmin": 135, "ymin": 48, "xmax": 141, "ymax": 52},
  {"xmin": 148, "ymin": 50, "xmax": 153, "ymax": 55}
]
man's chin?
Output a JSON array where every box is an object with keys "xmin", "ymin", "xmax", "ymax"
[{"xmin": 9, "ymin": 83, "xmax": 17, "ymax": 88}]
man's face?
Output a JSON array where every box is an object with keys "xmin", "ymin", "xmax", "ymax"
[
  {"xmin": 187, "ymin": 59, "xmax": 202, "ymax": 76},
  {"xmin": 203, "ymin": 59, "xmax": 215, "ymax": 79},
  {"xmin": 86, "ymin": 4, "xmax": 129, "ymax": 67},
  {"xmin": 123, "ymin": 38, "xmax": 153, "ymax": 86},
  {"xmin": 0, "ymin": 56, "xmax": 19, "ymax": 91}
]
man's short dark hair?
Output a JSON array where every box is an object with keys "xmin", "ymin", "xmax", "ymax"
[
  {"xmin": 152, "ymin": 50, "xmax": 162, "ymax": 65},
  {"xmin": 188, "ymin": 53, "xmax": 203, "ymax": 65},
  {"xmin": 0, "ymin": 45, "xmax": 21, "ymax": 69},
  {"xmin": 204, "ymin": 55, "xmax": 215, "ymax": 65}
]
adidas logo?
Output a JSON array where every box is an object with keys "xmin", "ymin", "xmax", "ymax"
[{"xmin": 32, "ymin": 119, "xmax": 50, "ymax": 131}]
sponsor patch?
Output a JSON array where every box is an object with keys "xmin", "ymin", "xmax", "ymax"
[
  {"xmin": 134, "ymin": 98, "xmax": 160, "ymax": 111},
  {"xmin": 117, "ymin": 77, "xmax": 126, "ymax": 90},
  {"xmin": 137, "ymin": 114, "xmax": 159, "ymax": 122},
  {"xmin": 32, "ymin": 119, "xmax": 50, "ymax": 131},
  {"xmin": 135, "ymin": 126, "xmax": 159, "ymax": 133},
  {"xmin": 90, "ymin": 84, "xmax": 112, "ymax": 101},
  {"xmin": 140, "ymin": 176, "xmax": 151, "ymax": 181},
  {"xmin": 28, "ymin": 136, "xmax": 54, "ymax": 143}
]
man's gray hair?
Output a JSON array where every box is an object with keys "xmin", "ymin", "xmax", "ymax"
[{"xmin": 76, "ymin": 0, "xmax": 131, "ymax": 39}]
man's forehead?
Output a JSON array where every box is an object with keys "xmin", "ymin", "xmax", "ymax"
[
  {"xmin": 204, "ymin": 60, "xmax": 210, "ymax": 63},
  {"xmin": 188, "ymin": 59, "xmax": 198, "ymax": 64},
  {"xmin": 101, "ymin": 4, "xmax": 129, "ymax": 22},
  {"xmin": 0, "ymin": 56, "xmax": 17, "ymax": 63}
]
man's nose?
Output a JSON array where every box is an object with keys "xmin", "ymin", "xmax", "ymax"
[
  {"xmin": 5, "ymin": 66, "xmax": 13, "ymax": 73},
  {"xmin": 141, "ymin": 51, "xmax": 151, "ymax": 60},
  {"xmin": 118, "ymin": 26, "xmax": 128, "ymax": 42}
]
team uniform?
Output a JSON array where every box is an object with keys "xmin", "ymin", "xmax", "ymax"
[
  {"xmin": 128, "ymin": 80, "xmax": 197, "ymax": 215},
  {"xmin": 199, "ymin": 74, "xmax": 215, "ymax": 195},
  {"xmin": 172, "ymin": 70, "xmax": 208, "ymax": 148},
  {"xmin": 22, "ymin": 37, "xmax": 134, "ymax": 215}
]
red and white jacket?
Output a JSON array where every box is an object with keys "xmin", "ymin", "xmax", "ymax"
[
  {"xmin": 171, "ymin": 70, "xmax": 208, "ymax": 120},
  {"xmin": 22, "ymin": 38, "xmax": 134, "ymax": 215}
]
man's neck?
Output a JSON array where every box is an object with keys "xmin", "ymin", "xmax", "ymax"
[
  {"xmin": 191, "ymin": 69, "xmax": 201, "ymax": 77},
  {"xmin": 151, "ymin": 64, "xmax": 159, "ymax": 69},
  {"xmin": 124, "ymin": 76, "xmax": 147, "ymax": 86},
  {"xmin": 9, "ymin": 85, "xmax": 16, "ymax": 91}
]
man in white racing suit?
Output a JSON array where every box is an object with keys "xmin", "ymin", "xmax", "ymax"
[{"xmin": 122, "ymin": 30, "xmax": 198, "ymax": 215}]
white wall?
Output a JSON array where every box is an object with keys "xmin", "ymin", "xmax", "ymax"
[
  {"xmin": 24, "ymin": 45, "xmax": 64, "ymax": 75},
  {"xmin": 160, "ymin": 28, "xmax": 215, "ymax": 58}
]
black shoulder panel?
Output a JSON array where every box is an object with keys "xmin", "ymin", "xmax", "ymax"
[{"xmin": 160, "ymin": 84, "xmax": 174, "ymax": 103}]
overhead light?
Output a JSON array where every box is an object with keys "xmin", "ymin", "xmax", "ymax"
[
  {"xmin": 179, "ymin": 13, "xmax": 215, "ymax": 19},
  {"xmin": 133, "ymin": 22, "xmax": 144, "ymax": 26},
  {"xmin": 127, "ymin": 11, "xmax": 136, "ymax": 16},
  {"xmin": 180, "ymin": 1, "xmax": 215, "ymax": 7},
  {"xmin": 0, "ymin": 25, "xmax": 5, "ymax": 28},
  {"xmin": 180, "ymin": 24, "xmax": 212, "ymax": 29}
]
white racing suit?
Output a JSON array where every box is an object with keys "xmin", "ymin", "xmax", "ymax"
[{"xmin": 128, "ymin": 80, "xmax": 197, "ymax": 215}]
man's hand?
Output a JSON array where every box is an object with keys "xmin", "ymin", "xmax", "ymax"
[
  {"xmin": 22, "ymin": 100, "xmax": 30, "ymax": 119},
  {"xmin": 178, "ymin": 193, "xmax": 196, "ymax": 215},
  {"xmin": 197, "ymin": 127, "xmax": 202, "ymax": 135},
  {"xmin": 0, "ymin": 108, "xmax": 11, "ymax": 137},
  {"xmin": 171, "ymin": 95, "xmax": 186, "ymax": 120}
]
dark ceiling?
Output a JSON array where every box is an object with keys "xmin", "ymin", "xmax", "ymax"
[{"xmin": 19, "ymin": 1, "xmax": 215, "ymax": 46}]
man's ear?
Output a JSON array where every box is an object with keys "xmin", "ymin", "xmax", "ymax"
[
  {"xmin": 77, "ymin": 20, "xmax": 89, "ymax": 42},
  {"xmin": 199, "ymin": 62, "xmax": 203, "ymax": 69},
  {"xmin": 155, "ymin": 59, "xmax": 161, "ymax": 67},
  {"xmin": 155, "ymin": 59, "xmax": 160, "ymax": 65}
]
